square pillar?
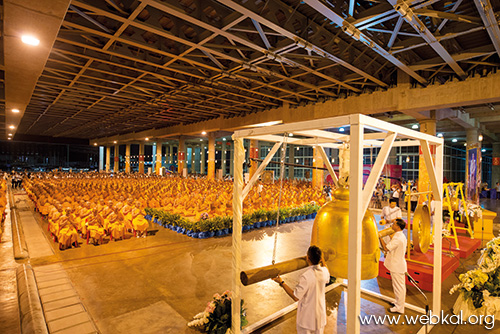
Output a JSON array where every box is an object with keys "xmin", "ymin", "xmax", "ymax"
[
  {"xmin": 312, "ymin": 146, "xmax": 324, "ymax": 190},
  {"xmin": 288, "ymin": 144, "xmax": 295, "ymax": 179},
  {"xmin": 113, "ymin": 145, "xmax": 119, "ymax": 173},
  {"xmin": 190, "ymin": 146, "xmax": 196, "ymax": 174},
  {"xmin": 125, "ymin": 144, "xmax": 131, "ymax": 173},
  {"xmin": 222, "ymin": 142, "xmax": 227, "ymax": 175},
  {"xmin": 99, "ymin": 146, "xmax": 104, "ymax": 171},
  {"xmin": 139, "ymin": 143, "xmax": 145, "ymax": 174},
  {"xmin": 418, "ymin": 117, "xmax": 436, "ymax": 200},
  {"xmin": 106, "ymin": 146, "xmax": 111, "ymax": 172},
  {"xmin": 178, "ymin": 137, "xmax": 185, "ymax": 175},
  {"xmin": 155, "ymin": 142, "xmax": 162, "ymax": 174},
  {"xmin": 493, "ymin": 143, "xmax": 500, "ymax": 187},
  {"xmin": 207, "ymin": 133, "xmax": 215, "ymax": 179},
  {"xmin": 249, "ymin": 139, "xmax": 259, "ymax": 179},
  {"xmin": 201, "ymin": 144, "xmax": 206, "ymax": 174}
]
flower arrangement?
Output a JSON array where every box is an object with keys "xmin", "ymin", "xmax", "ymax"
[
  {"xmin": 450, "ymin": 237, "xmax": 500, "ymax": 309},
  {"xmin": 459, "ymin": 202, "xmax": 483, "ymax": 219},
  {"xmin": 188, "ymin": 291, "xmax": 247, "ymax": 334}
]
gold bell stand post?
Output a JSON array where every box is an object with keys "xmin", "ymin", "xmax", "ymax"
[{"xmin": 231, "ymin": 114, "xmax": 443, "ymax": 334}]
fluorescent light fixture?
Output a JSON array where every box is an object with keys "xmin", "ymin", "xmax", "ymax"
[
  {"xmin": 244, "ymin": 120, "xmax": 283, "ymax": 128},
  {"xmin": 21, "ymin": 35, "xmax": 40, "ymax": 46},
  {"xmin": 339, "ymin": 127, "xmax": 345, "ymax": 132},
  {"xmin": 437, "ymin": 133, "xmax": 443, "ymax": 137},
  {"xmin": 452, "ymin": 138, "xmax": 457, "ymax": 143},
  {"xmin": 412, "ymin": 124, "xmax": 419, "ymax": 129},
  {"xmin": 9, "ymin": 125, "xmax": 15, "ymax": 129},
  {"xmin": 12, "ymin": 109, "xmax": 20, "ymax": 113}
]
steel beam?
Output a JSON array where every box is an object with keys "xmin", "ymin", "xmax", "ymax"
[
  {"xmin": 303, "ymin": 0, "xmax": 427, "ymax": 84},
  {"xmin": 474, "ymin": 0, "xmax": 500, "ymax": 59},
  {"xmin": 388, "ymin": 0, "xmax": 466, "ymax": 79}
]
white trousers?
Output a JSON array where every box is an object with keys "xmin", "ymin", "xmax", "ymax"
[
  {"xmin": 391, "ymin": 271, "xmax": 406, "ymax": 313},
  {"xmin": 297, "ymin": 326, "xmax": 325, "ymax": 334}
]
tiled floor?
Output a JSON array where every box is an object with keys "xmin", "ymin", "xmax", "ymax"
[{"xmin": 7, "ymin": 191, "xmax": 500, "ymax": 333}]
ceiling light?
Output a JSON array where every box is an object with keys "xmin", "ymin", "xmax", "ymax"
[
  {"xmin": 12, "ymin": 109, "xmax": 20, "ymax": 113},
  {"xmin": 412, "ymin": 124, "xmax": 419, "ymax": 129},
  {"xmin": 201, "ymin": 131, "xmax": 207, "ymax": 135},
  {"xmin": 113, "ymin": 140, "xmax": 117, "ymax": 144},
  {"xmin": 8, "ymin": 138, "xmax": 11, "ymax": 140},
  {"xmin": 464, "ymin": 143, "xmax": 467, "ymax": 146},
  {"xmin": 482, "ymin": 149, "xmax": 486, "ymax": 152},
  {"xmin": 8, "ymin": 133, "xmax": 12, "ymax": 136},
  {"xmin": 145, "ymin": 137, "xmax": 149, "ymax": 141},
  {"xmin": 245, "ymin": 120, "xmax": 282, "ymax": 128},
  {"xmin": 289, "ymin": 133, "xmax": 293, "ymax": 137},
  {"xmin": 94, "ymin": 143, "xmax": 97, "ymax": 146},
  {"xmin": 200, "ymin": 139, "xmax": 203, "ymax": 142},
  {"xmin": 478, "ymin": 134, "xmax": 483, "ymax": 142},
  {"xmin": 9, "ymin": 125, "xmax": 15, "ymax": 130},
  {"xmin": 406, "ymin": 156, "xmax": 410, "ymax": 162},
  {"xmin": 222, "ymin": 138, "xmax": 226, "ymax": 141},
  {"xmin": 452, "ymin": 138, "xmax": 457, "ymax": 143},
  {"xmin": 437, "ymin": 133, "xmax": 443, "ymax": 137},
  {"xmin": 21, "ymin": 35, "xmax": 40, "ymax": 46},
  {"xmin": 339, "ymin": 127, "xmax": 345, "ymax": 132}
]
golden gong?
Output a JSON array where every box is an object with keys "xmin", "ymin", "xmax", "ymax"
[
  {"xmin": 412, "ymin": 204, "xmax": 431, "ymax": 253},
  {"xmin": 311, "ymin": 187, "xmax": 380, "ymax": 280}
]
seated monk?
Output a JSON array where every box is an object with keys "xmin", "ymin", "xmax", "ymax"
[
  {"xmin": 58, "ymin": 209, "xmax": 79, "ymax": 250},
  {"xmin": 77, "ymin": 202, "xmax": 92, "ymax": 235},
  {"xmin": 108, "ymin": 210, "xmax": 125, "ymax": 240},
  {"xmin": 48, "ymin": 204, "xmax": 63, "ymax": 239},
  {"xmin": 87, "ymin": 209, "xmax": 105, "ymax": 245},
  {"xmin": 131, "ymin": 201, "xmax": 149, "ymax": 237}
]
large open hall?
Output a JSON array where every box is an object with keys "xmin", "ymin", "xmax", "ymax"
[{"xmin": 2, "ymin": 1, "xmax": 500, "ymax": 334}]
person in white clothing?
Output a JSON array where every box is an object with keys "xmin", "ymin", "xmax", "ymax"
[
  {"xmin": 273, "ymin": 246, "xmax": 330, "ymax": 334},
  {"xmin": 380, "ymin": 219, "xmax": 408, "ymax": 314}
]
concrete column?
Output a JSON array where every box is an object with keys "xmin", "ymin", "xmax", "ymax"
[
  {"xmin": 167, "ymin": 145, "xmax": 172, "ymax": 164},
  {"xmin": 113, "ymin": 145, "xmax": 119, "ymax": 172},
  {"xmin": 178, "ymin": 137, "xmax": 185, "ymax": 175},
  {"xmin": 207, "ymin": 133, "xmax": 215, "ymax": 179},
  {"xmin": 418, "ymin": 117, "xmax": 436, "ymax": 198},
  {"xmin": 125, "ymin": 144, "xmax": 131, "ymax": 173},
  {"xmin": 493, "ymin": 143, "xmax": 500, "ymax": 187},
  {"xmin": 155, "ymin": 142, "xmax": 162, "ymax": 174},
  {"xmin": 288, "ymin": 144, "xmax": 295, "ymax": 179},
  {"xmin": 105, "ymin": 146, "xmax": 111, "ymax": 172},
  {"xmin": 99, "ymin": 146, "xmax": 104, "ymax": 171},
  {"xmin": 222, "ymin": 142, "xmax": 227, "ymax": 175},
  {"xmin": 229, "ymin": 143, "xmax": 234, "ymax": 176},
  {"xmin": 190, "ymin": 146, "xmax": 196, "ymax": 174},
  {"xmin": 200, "ymin": 145, "xmax": 206, "ymax": 174},
  {"xmin": 249, "ymin": 139, "xmax": 259, "ymax": 179},
  {"xmin": 138, "ymin": 143, "xmax": 145, "ymax": 174},
  {"xmin": 312, "ymin": 146, "xmax": 324, "ymax": 190}
]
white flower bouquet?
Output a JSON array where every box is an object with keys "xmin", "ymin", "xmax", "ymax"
[
  {"xmin": 188, "ymin": 290, "xmax": 248, "ymax": 334},
  {"xmin": 450, "ymin": 236, "xmax": 500, "ymax": 309}
]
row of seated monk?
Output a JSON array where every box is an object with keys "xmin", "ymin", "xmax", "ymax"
[{"xmin": 30, "ymin": 195, "xmax": 149, "ymax": 250}]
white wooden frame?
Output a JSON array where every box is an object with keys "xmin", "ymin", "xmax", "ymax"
[{"xmin": 231, "ymin": 114, "xmax": 444, "ymax": 334}]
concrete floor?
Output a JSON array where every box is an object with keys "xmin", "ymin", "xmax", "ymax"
[{"xmin": 6, "ymin": 191, "xmax": 500, "ymax": 333}]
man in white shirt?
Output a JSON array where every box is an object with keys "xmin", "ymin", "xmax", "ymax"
[
  {"xmin": 380, "ymin": 219, "xmax": 408, "ymax": 314},
  {"xmin": 380, "ymin": 201, "xmax": 402, "ymax": 225},
  {"xmin": 273, "ymin": 246, "xmax": 330, "ymax": 334}
]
